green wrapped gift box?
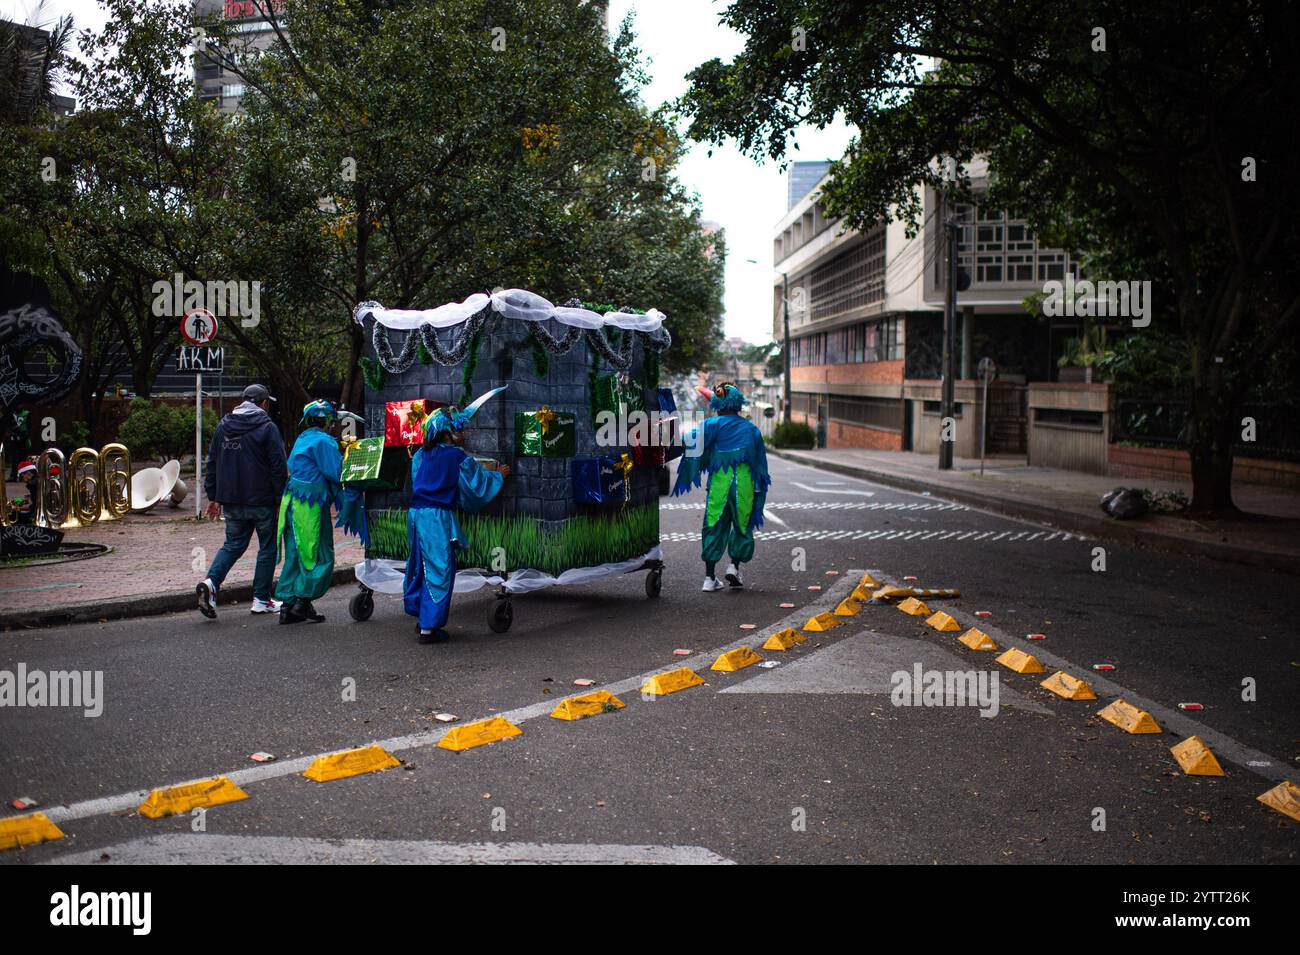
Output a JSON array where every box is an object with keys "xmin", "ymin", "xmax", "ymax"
[
  {"xmin": 592, "ymin": 373, "xmax": 644, "ymax": 423},
  {"xmin": 341, "ymin": 436, "xmax": 407, "ymax": 490},
  {"xmin": 515, "ymin": 408, "xmax": 576, "ymax": 457}
]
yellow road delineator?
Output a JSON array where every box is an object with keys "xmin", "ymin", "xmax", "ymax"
[
  {"xmin": 834, "ymin": 596, "xmax": 863, "ymax": 617},
  {"xmin": 1097, "ymin": 699, "xmax": 1162, "ymax": 734},
  {"xmin": 925, "ymin": 611, "xmax": 961, "ymax": 632},
  {"xmin": 897, "ymin": 597, "xmax": 930, "ymax": 616},
  {"xmin": 303, "ymin": 745, "xmax": 401, "ymax": 782},
  {"xmin": 958, "ymin": 627, "xmax": 999, "ymax": 651},
  {"xmin": 763, "ymin": 627, "xmax": 807, "ymax": 651},
  {"xmin": 1256, "ymin": 780, "xmax": 1300, "ymax": 822},
  {"xmin": 850, "ymin": 584, "xmax": 874, "ymax": 602},
  {"xmin": 438, "ymin": 716, "xmax": 523, "ymax": 752},
  {"xmin": 641, "ymin": 667, "xmax": 705, "ymax": 696},
  {"xmin": 712, "ymin": 646, "xmax": 763, "ymax": 672},
  {"xmin": 858, "ymin": 573, "xmax": 878, "ymax": 588},
  {"xmin": 1169, "ymin": 736, "xmax": 1226, "ymax": 777},
  {"xmin": 138, "ymin": 776, "xmax": 249, "ymax": 817},
  {"xmin": 802, "ymin": 611, "xmax": 843, "ymax": 632},
  {"xmin": 996, "ymin": 647, "xmax": 1046, "ymax": 674},
  {"xmin": 0, "ymin": 811, "xmax": 64, "ymax": 851},
  {"xmin": 1040, "ymin": 670, "xmax": 1098, "ymax": 701},
  {"xmin": 551, "ymin": 690, "xmax": 626, "ymax": 721}
]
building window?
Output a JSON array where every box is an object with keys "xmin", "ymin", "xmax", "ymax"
[
  {"xmin": 829, "ymin": 396, "xmax": 905, "ymax": 431},
  {"xmin": 809, "ymin": 227, "xmax": 885, "ymax": 323},
  {"xmin": 953, "ymin": 201, "xmax": 1072, "ymax": 287}
]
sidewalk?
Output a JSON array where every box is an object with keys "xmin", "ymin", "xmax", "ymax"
[
  {"xmin": 771, "ymin": 447, "xmax": 1300, "ymax": 574},
  {"xmin": 0, "ymin": 499, "xmax": 363, "ymax": 627}
]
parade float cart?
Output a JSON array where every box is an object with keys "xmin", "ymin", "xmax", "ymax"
[{"xmin": 345, "ymin": 290, "xmax": 678, "ymax": 633}]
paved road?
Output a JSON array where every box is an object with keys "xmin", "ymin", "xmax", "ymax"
[{"xmin": 2, "ymin": 455, "xmax": 1296, "ymax": 863}]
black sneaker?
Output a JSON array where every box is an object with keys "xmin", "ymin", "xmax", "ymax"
[
  {"xmin": 294, "ymin": 599, "xmax": 325, "ymax": 623},
  {"xmin": 417, "ymin": 629, "xmax": 436, "ymax": 645},
  {"xmin": 196, "ymin": 580, "xmax": 217, "ymax": 619}
]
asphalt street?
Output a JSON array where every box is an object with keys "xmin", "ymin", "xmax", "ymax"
[{"xmin": 1, "ymin": 454, "xmax": 1297, "ymax": 864}]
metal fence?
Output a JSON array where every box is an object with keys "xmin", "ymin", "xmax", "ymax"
[{"xmin": 1113, "ymin": 396, "xmax": 1300, "ymax": 461}]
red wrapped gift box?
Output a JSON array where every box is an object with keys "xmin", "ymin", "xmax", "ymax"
[{"xmin": 384, "ymin": 399, "xmax": 444, "ymax": 447}]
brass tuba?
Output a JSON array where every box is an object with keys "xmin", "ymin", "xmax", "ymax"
[
  {"xmin": 66, "ymin": 447, "xmax": 101, "ymax": 527},
  {"xmin": 36, "ymin": 448, "xmax": 68, "ymax": 528},
  {"xmin": 98, "ymin": 443, "xmax": 132, "ymax": 520}
]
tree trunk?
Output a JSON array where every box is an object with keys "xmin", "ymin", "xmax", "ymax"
[{"xmin": 1186, "ymin": 363, "xmax": 1240, "ymax": 518}]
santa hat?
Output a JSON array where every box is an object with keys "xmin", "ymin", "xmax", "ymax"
[{"xmin": 16, "ymin": 459, "xmax": 36, "ymax": 478}]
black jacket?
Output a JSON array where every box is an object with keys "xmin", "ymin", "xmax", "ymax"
[{"xmin": 203, "ymin": 405, "xmax": 287, "ymax": 507}]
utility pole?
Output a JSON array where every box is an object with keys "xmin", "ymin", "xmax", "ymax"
[
  {"xmin": 939, "ymin": 203, "xmax": 958, "ymax": 470},
  {"xmin": 781, "ymin": 270, "xmax": 791, "ymax": 424}
]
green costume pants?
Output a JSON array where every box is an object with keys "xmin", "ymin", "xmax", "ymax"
[
  {"xmin": 701, "ymin": 464, "xmax": 756, "ymax": 565},
  {"xmin": 275, "ymin": 493, "xmax": 335, "ymax": 602}
]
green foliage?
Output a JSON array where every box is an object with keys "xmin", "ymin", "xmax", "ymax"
[
  {"xmin": 117, "ymin": 397, "xmax": 217, "ymax": 461},
  {"xmin": 771, "ymin": 420, "xmax": 815, "ymax": 449},
  {"xmin": 459, "ymin": 327, "xmax": 484, "ymax": 406},
  {"xmin": 358, "ymin": 356, "xmax": 387, "ymax": 392}
]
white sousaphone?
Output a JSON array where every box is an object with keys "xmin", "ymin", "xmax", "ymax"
[{"xmin": 128, "ymin": 459, "xmax": 188, "ymax": 512}]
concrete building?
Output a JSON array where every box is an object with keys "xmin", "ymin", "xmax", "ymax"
[
  {"xmin": 773, "ymin": 159, "xmax": 1075, "ymax": 456},
  {"xmin": 192, "ymin": 0, "xmax": 288, "ymax": 114}
]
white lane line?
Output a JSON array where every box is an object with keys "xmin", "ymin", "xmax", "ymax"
[
  {"xmin": 792, "ymin": 482, "xmax": 875, "ymax": 497},
  {"xmin": 47, "ymin": 834, "xmax": 735, "ymax": 866},
  {"xmin": 874, "ymin": 572, "xmax": 1294, "ymax": 784},
  {"xmin": 41, "ymin": 575, "xmax": 865, "ymax": 827},
  {"xmin": 763, "ymin": 507, "xmax": 790, "ymax": 528}
]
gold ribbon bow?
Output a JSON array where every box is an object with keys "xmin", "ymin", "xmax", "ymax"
[
  {"xmin": 535, "ymin": 405, "xmax": 557, "ymax": 436},
  {"xmin": 405, "ymin": 400, "xmax": 429, "ymax": 430},
  {"xmin": 615, "ymin": 452, "xmax": 633, "ymax": 507},
  {"xmin": 339, "ymin": 436, "xmax": 362, "ymax": 461}
]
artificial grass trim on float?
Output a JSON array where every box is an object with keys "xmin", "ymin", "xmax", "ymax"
[{"xmin": 364, "ymin": 503, "xmax": 659, "ymax": 576}]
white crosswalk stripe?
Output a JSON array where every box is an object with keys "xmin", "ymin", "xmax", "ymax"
[
  {"xmin": 656, "ymin": 529, "xmax": 1086, "ymax": 544},
  {"xmin": 659, "ymin": 500, "xmax": 967, "ymax": 512}
]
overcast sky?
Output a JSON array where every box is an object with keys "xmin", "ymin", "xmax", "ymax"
[{"xmin": 6, "ymin": 0, "xmax": 855, "ymax": 343}]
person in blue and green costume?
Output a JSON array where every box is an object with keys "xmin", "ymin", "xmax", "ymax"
[
  {"xmin": 672, "ymin": 381, "xmax": 771, "ymax": 591},
  {"xmin": 404, "ymin": 388, "xmax": 510, "ymax": 644},
  {"xmin": 276, "ymin": 399, "xmax": 343, "ymax": 624}
]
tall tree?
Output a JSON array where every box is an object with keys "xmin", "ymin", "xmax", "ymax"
[{"xmin": 681, "ymin": 0, "xmax": 1300, "ymax": 516}]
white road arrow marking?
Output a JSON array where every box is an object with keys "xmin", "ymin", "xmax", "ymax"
[{"xmin": 791, "ymin": 482, "xmax": 875, "ymax": 497}]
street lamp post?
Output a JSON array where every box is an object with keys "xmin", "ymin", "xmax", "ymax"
[
  {"xmin": 940, "ymin": 211, "xmax": 958, "ymax": 470},
  {"xmin": 782, "ymin": 270, "xmax": 791, "ymax": 424}
]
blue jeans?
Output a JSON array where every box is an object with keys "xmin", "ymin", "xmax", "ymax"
[{"xmin": 206, "ymin": 503, "xmax": 278, "ymax": 601}]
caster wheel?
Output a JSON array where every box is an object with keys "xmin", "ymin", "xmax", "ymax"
[
  {"xmin": 645, "ymin": 568, "xmax": 663, "ymax": 598},
  {"xmin": 349, "ymin": 590, "xmax": 374, "ymax": 622},
  {"xmin": 488, "ymin": 599, "xmax": 513, "ymax": 633}
]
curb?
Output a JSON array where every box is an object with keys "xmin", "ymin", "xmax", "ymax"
[
  {"xmin": 770, "ymin": 449, "xmax": 1300, "ymax": 576},
  {"xmin": 0, "ymin": 567, "xmax": 357, "ymax": 630}
]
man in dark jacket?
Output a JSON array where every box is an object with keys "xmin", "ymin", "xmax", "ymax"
[{"xmin": 197, "ymin": 384, "xmax": 288, "ymax": 618}]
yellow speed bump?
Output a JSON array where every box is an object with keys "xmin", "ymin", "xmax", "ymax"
[
  {"xmin": 834, "ymin": 597, "xmax": 863, "ymax": 617},
  {"xmin": 438, "ymin": 716, "xmax": 522, "ymax": 752},
  {"xmin": 1256, "ymin": 780, "xmax": 1300, "ymax": 822},
  {"xmin": 958, "ymin": 628, "xmax": 999, "ymax": 651},
  {"xmin": 0, "ymin": 812, "xmax": 64, "ymax": 851},
  {"xmin": 897, "ymin": 597, "xmax": 930, "ymax": 616},
  {"xmin": 1040, "ymin": 670, "xmax": 1098, "ymax": 700},
  {"xmin": 1170, "ymin": 736, "xmax": 1226, "ymax": 777},
  {"xmin": 641, "ymin": 667, "xmax": 705, "ymax": 696},
  {"xmin": 712, "ymin": 646, "xmax": 763, "ymax": 672},
  {"xmin": 802, "ymin": 611, "xmax": 843, "ymax": 632},
  {"xmin": 138, "ymin": 776, "xmax": 249, "ymax": 817},
  {"xmin": 1097, "ymin": 699, "xmax": 1162, "ymax": 734},
  {"xmin": 996, "ymin": 647, "xmax": 1046, "ymax": 674},
  {"xmin": 303, "ymin": 745, "xmax": 401, "ymax": 782},
  {"xmin": 925, "ymin": 611, "xmax": 961, "ymax": 632},
  {"xmin": 551, "ymin": 690, "xmax": 625, "ymax": 721},
  {"xmin": 763, "ymin": 627, "xmax": 806, "ymax": 651}
]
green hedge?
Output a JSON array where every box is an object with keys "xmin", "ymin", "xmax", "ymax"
[
  {"xmin": 118, "ymin": 397, "xmax": 217, "ymax": 461},
  {"xmin": 771, "ymin": 420, "xmax": 816, "ymax": 449}
]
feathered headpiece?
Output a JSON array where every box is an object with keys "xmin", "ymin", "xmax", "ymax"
[
  {"xmin": 300, "ymin": 399, "xmax": 337, "ymax": 425},
  {"xmin": 423, "ymin": 384, "xmax": 509, "ymax": 440},
  {"xmin": 697, "ymin": 381, "xmax": 745, "ymax": 412}
]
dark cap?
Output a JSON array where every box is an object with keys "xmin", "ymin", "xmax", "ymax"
[{"xmin": 242, "ymin": 384, "xmax": 275, "ymax": 403}]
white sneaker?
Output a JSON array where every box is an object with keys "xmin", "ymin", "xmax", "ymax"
[
  {"xmin": 251, "ymin": 597, "xmax": 284, "ymax": 614},
  {"xmin": 702, "ymin": 576, "xmax": 724, "ymax": 592},
  {"xmin": 724, "ymin": 563, "xmax": 744, "ymax": 588},
  {"xmin": 196, "ymin": 579, "xmax": 217, "ymax": 618}
]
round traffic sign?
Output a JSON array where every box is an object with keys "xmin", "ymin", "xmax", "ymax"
[{"xmin": 181, "ymin": 308, "xmax": 218, "ymax": 345}]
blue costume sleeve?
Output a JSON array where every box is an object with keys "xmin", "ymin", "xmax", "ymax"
[
  {"xmin": 457, "ymin": 453, "xmax": 503, "ymax": 513},
  {"xmin": 309, "ymin": 431, "xmax": 343, "ymax": 508},
  {"xmin": 672, "ymin": 417, "xmax": 714, "ymax": 496},
  {"xmin": 750, "ymin": 426, "xmax": 770, "ymax": 530},
  {"xmin": 335, "ymin": 487, "xmax": 368, "ymax": 544}
]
